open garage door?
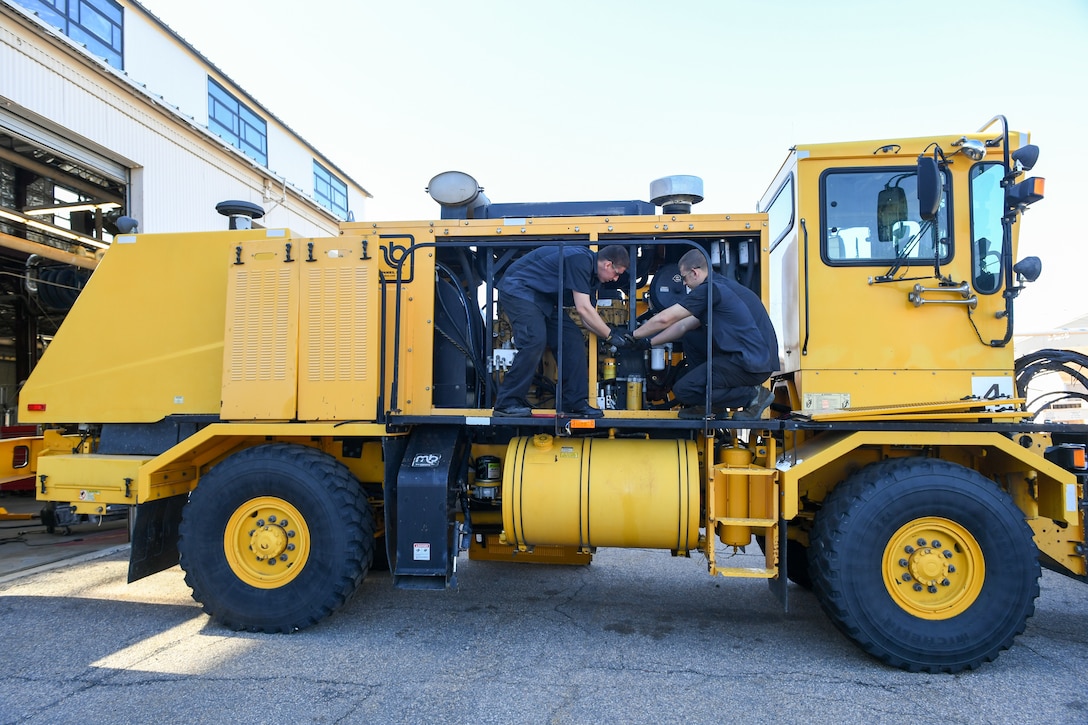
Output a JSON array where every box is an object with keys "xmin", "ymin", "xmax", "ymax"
[{"xmin": 0, "ymin": 108, "xmax": 129, "ymax": 401}]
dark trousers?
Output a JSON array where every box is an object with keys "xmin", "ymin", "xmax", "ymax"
[
  {"xmin": 495, "ymin": 292, "xmax": 590, "ymax": 411},
  {"xmin": 673, "ymin": 330, "xmax": 769, "ymax": 408}
]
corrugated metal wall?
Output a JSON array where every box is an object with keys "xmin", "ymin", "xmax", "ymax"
[{"xmin": 0, "ymin": 9, "xmax": 345, "ymax": 237}]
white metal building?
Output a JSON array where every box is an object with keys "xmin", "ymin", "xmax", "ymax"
[{"xmin": 0, "ymin": 0, "xmax": 369, "ymax": 402}]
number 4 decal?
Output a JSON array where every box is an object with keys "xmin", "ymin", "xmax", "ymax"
[{"xmin": 972, "ymin": 376, "xmax": 1014, "ymax": 404}]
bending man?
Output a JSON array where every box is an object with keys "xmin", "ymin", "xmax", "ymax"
[{"xmin": 629, "ymin": 249, "xmax": 778, "ymax": 419}]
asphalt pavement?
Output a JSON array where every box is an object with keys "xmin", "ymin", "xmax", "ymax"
[{"xmin": 2, "ymin": 531, "xmax": 1087, "ymax": 724}]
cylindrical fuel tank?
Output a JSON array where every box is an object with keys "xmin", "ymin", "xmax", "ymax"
[{"xmin": 502, "ymin": 435, "xmax": 701, "ymax": 551}]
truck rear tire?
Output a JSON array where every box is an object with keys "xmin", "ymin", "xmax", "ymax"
[
  {"xmin": 809, "ymin": 457, "xmax": 1039, "ymax": 673},
  {"xmin": 178, "ymin": 443, "xmax": 374, "ymax": 632}
]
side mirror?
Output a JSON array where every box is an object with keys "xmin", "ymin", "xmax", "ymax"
[
  {"xmin": 1013, "ymin": 256, "xmax": 1042, "ymax": 283},
  {"xmin": 877, "ymin": 186, "xmax": 907, "ymax": 243},
  {"xmin": 1011, "ymin": 144, "xmax": 1039, "ymax": 171},
  {"xmin": 916, "ymin": 156, "xmax": 942, "ymax": 222}
]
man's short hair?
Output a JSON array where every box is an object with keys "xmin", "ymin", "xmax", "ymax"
[
  {"xmin": 599, "ymin": 245, "xmax": 631, "ymax": 269},
  {"xmin": 678, "ymin": 249, "xmax": 710, "ymax": 273}
]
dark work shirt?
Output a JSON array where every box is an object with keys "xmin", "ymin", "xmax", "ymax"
[
  {"xmin": 678, "ymin": 276, "xmax": 779, "ymax": 373},
  {"xmin": 498, "ymin": 246, "xmax": 597, "ymax": 309}
]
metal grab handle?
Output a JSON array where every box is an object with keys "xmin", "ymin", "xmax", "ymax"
[{"xmin": 908, "ymin": 282, "xmax": 977, "ymax": 309}]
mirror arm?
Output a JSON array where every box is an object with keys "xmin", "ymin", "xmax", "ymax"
[{"xmin": 989, "ymin": 213, "xmax": 1018, "ymax": 347}]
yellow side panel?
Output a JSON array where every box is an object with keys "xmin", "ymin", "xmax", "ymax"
[
  {"xmin": 20, "ymin": 230, "xmax": 276, "ymax": 424},
  {"xmin": 298, "ymin": 237, "xmax": 381, "ymax": 421},
  {"xmin": 38, "ymin": 454, "xmax": 150, "ymax": 506},
  {"xmin": 796, "ymin": 369, "xmax": 1013, "ymax": 412},
  {"xmin": 221, "ymin": 240, "xmax": 299, "ymax": 420}
]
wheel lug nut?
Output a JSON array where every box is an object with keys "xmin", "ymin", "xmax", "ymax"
[
  {"xmin": 899, "ymin": 558, "xmax": 908, "ymax": 567},
  {"xmin": 904, "ymin": 545, "xmax": 915, "ymax": 554},
  {"xmin": 943, "ymin": 550, "xmax": 952, "ymax": 558},
  {"xmin": 279, "ymin": 554, "xmax": 288, "ymax": 561},
  {"xmin": 288, "ymin": 530, "xmax": 296, "ymax": 537},
  {"xmin": 281, "ymin": 520, "xmax": 289, "ymax": 527},
  {"xmin": 941, "ymin": 579, "xmax": 950, "ymax": 586},
  {"xmin": 256, "ymin": 519, "xmax": 265, "ymax": 527},
  {"xmin": 268, "ymin": 558, "xmax": 277, "ymax": 566},
  {"xmin": 287, "ymin": 543, "xmax": 295, "ymax": 551},
  {"xmin": 269, "ymin": 515, "xmax": 277, "ymax": 523},
  {"xmin": 913, "ymin": 583, "xmax": 923, "ymax": 592},
  {"xmin": 931, "ymin": 540, "xmax": 941, "ymax": 548},
  {"xmin": 902, "ymin": 573, "xmax": 912, "ymax": 581},
  {"xmin": 249, "ymin": 530, "xmax": 255, "ymax": 537},
  {"xmin": 928, "ymin": 585, "xmax": 938, "ymax": 593},
  {"xmin": 947, "ymin": 565, "xmax": 956, "ymax": 573},
  {"xmin": 917, "ymin": 538, "xmax": 927, "ymax": 547}
]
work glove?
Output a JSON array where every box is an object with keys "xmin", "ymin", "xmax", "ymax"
[
  {"xmin": 607, "ymin": 326, "xmax": 629, "ymax": 348},
  {"xmin": 624, "ymin": 332, "xmax": 651, "ymax": 351}
]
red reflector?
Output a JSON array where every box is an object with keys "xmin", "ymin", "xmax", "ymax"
[{"xmin": 26, "ymin": 403, "xmax": 46, "ymax": 411}]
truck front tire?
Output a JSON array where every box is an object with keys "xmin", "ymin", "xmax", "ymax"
[
  {"xmin": 809, "ymin": 457, "xmax": 1039, "ymax": 673},
  {"xmin": 178, "ymin": 443, "xmax": 374, "ymax": 632}
]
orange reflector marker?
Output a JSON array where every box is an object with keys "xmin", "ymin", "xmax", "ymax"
[
  {"xmin": 1075, "ymin": 446, "xmax": 1086, "ymax": 470},
  {"xmin": 1007, "ymin": 176, "xmax": 1045, "ymax": 207},
  {"xmin": 26, "ymin": 403, "xmax": 45, "ymax": 411},
  {"xmin": 569, "ymin": 419, "xmax": 597, "ymax": 429}
]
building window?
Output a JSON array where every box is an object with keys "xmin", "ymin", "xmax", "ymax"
[
  {"xmin": 313, "ymin": 161, "xmax": 348, "ymax": 219},
  {"xmin": 207, "ymin": 78, "xmax": 267, "ymax": 166},
  {"xmin": 13, "ymin": 0, "xmax": 124, "ymax": 69}
]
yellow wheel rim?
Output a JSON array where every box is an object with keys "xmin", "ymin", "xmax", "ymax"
[
  {"xmin": 882, "ymin": 516, "xmax": 985, "ymax": 620},
  {"xmin": 224, "ymin": 496, "xmax": 310, "ymax": 589}
]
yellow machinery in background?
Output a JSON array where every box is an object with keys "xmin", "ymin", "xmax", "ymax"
[{"xmin": 15, "ymin": 116, "xmax": 1086, "ymax": 672}]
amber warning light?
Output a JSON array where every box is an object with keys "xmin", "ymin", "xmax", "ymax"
[
  {"xmin": 1007, "ymin": 177, "xmax": 1045, "ymax": 208},
  {"xmin": 26, "ymin": 403, "xmax": 46, "ymax": 411}
]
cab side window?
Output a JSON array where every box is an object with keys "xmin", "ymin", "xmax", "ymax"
[
  {"xmin": 766, "ymin": 176, "xmax": 794, "ymax": 251},
  {"xmin": 821, "ymin": 167, "xmax": 951, "ymax": 266}
]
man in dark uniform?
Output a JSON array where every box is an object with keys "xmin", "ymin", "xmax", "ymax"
[
  {"xmin": 493, "ymin": 244, "xmax": 631, "ymax": 418},
  {"xmin": 628, "ymin": 249, "xmax": 778, "ymax": 419}
]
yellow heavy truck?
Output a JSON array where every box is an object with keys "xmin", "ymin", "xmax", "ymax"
[{"xmin": 17, "ymin": 115, "xmax": 1085, "ymax": 673}]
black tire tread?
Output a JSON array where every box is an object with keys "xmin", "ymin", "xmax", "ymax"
[
  {"xmin": 809, "ymin": 456, "xmax": 1039, "ymax": 673},
  {"xmin": 178, "ymin": 443, "xmax": 374, "ymax": 633}
]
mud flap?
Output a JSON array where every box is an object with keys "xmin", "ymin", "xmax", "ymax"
[
  {"xmin": 128, "ymin": 495, "xmax": 185, "ymax": 582},
  {"xmin": 382, "ymin": 436, "xmax": 410, "ymax": 576},
  {"xmin": 389, "ymin": 426, "xmax": 468, "ymax": 590},
  {"xmin": 767, "ymin": 517, "xmax": 789, "ymax": 612}
]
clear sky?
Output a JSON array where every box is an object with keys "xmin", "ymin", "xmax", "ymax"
[{"xmin": 136, "ymin": 0, "xmax": 1087, "ymax": 332}]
